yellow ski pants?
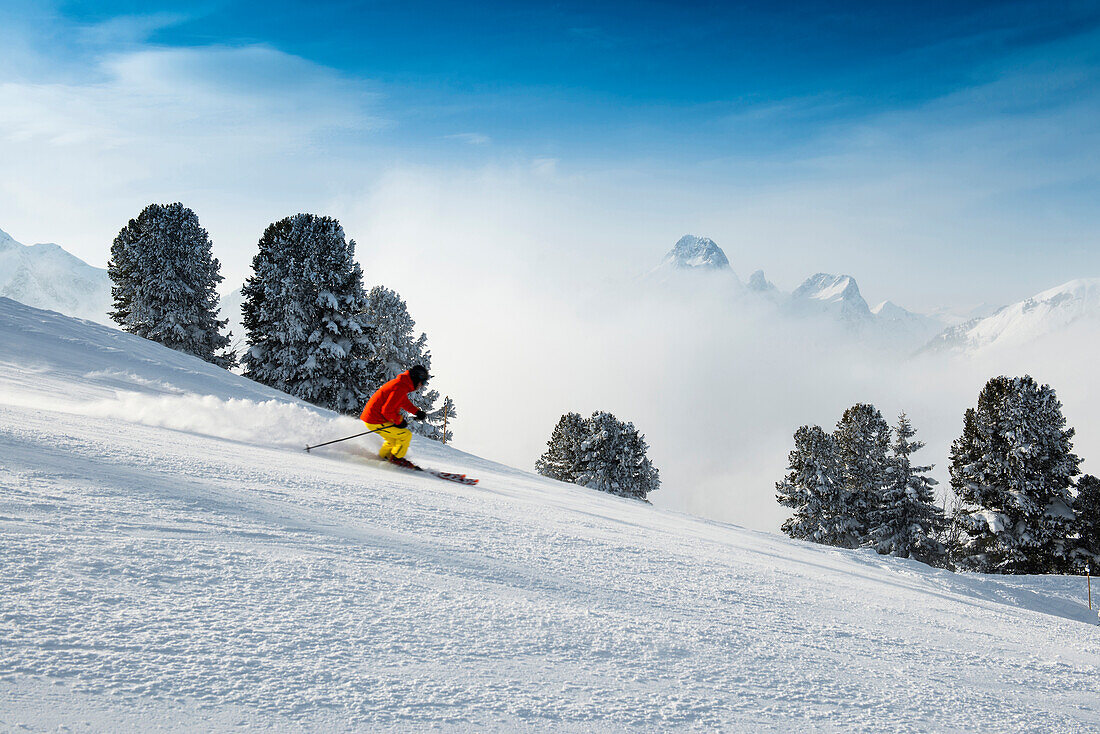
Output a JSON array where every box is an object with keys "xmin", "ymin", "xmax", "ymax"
[{"xmin": 365, "ymin": 422, "xmax": 412, "ymax": 460}]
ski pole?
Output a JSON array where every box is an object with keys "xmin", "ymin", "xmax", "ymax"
[{"xmin": 305, "ymin": 424, "xmax": 393, "ymax": 452}]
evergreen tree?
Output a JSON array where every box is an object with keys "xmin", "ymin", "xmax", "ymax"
[
  {"xmin": 108, "ymin": 203, "xmax": 234, "ymax": 368},
  {"xmin": 949, "ymin": 375, "xmax": 1080, "ymax": 574},
  {"xmin": 776, "ymin": 425, "xmax": 851, "ymax": 545},
  {"xmin": 240, "ymin": 214, "xmax": 373, "ymax": 413},
  {"xmin": 574, "ymin": 412, "xmax": 660, "ymax": 500},
  {"xmin": 868, "ymin": 413, "xmax": 946, "ymax": 566},
  {"xmin": 833, "ymin": 403, "xmax": 892, "ymax": 548},
  {"xmin": 536, "ymin": 411, "xmax": 659, "ymax": 500},
  {"xmin": 362, "ymin": 286, "xmax": 421, "ymax": 388},
  {"xmin": 360, "ymin": 285, "xmax": 452, "ymax": 441},
  {"xmin": 946, "ymin": 406, "xmax": 982, "ymax": 564},
  {"xmin": 1071, "ymin": 475, "xmax": 1100, "ymax": 571},
  {"xmin": 614, "ymin": 420, "xmax": 661, "ymax": 500},
  {"xmin": 109, "ymin": 217, "xmax": 141, "ymax": 328},
  {"xmin": 535, "ymin": 412, "xmax": 587, "ymax": 482}
]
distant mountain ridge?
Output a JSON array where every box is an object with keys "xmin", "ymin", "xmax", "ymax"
[
  {"xmin": 0, "ymin": 228, "xmax": 113, "ymax": 325},
  {"xmin": 652, "ymin": 233, "xmax": 1100, "ymax": 356},
  {"xmin": 921, "ymin": 278, "xmax": 1100, "ymax": 355},
  {"xmin": 652, "ymin": 234, "xmax": 947, "ymax": 348}
]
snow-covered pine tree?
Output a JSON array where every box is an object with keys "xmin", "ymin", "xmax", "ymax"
[
  {"xmin": 946, "ymin": 406, "xmax": 982, "ymax": 564},
  {"xmin": 362, "ymin": 286, "xmax": 420, "ymax": 388},
  {"xmin": 535, "ymin": 412, "xmax": 587, "ymax": 482},
  {"xmin": 109, "ymin": 217, "xmax": 141, "ymax": 328},
  {"xmin": 360, "ymin": 285, "xmax": 452, "ymax": 440},
  {"xmin": 833, "ymin": 403, "xmax": 892, "ymax": 548},
  {"xmin": 108, "ymin": 203, "xmax": 234, "ymax": 368},
  {"xmin": 576, "ymin": 411, "xmax": 631, "ymax": 496},
  {"xmin": 776, "ymin": 425, "xmax": 851, "ymax": 545},
  {"xmin": 240, "ymin": 214, "xmax": 373, "ymax": 413},
  {"xmin": 565, "ymin": 412, "xmax": 660, "ymax": 500},
  {"xmin": 614, "ymin": 419, "xmax": 661, "ymax": 500},
  {"xmin": 1071, "ymin": 475, "xmax": 1100, "ymax": 572},
  {"xmin": 867, "ymin": 413, "xmax": 946, "ymax": 566},
  {"xmin": 949, "ymin": 375, "xmax": 1080, "ymax": 574}
]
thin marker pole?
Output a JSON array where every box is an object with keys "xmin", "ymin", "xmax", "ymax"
[
  {"xmin": 1089, "ymin": 566, "xmax": 1093, "ymax": 611},
  {"xmin": 442, "ymin": 398, "xmax": 449, "ymax": 445}
]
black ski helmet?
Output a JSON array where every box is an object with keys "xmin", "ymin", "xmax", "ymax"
[{"xmin": 409, "ymin": 365, "xmax": 430, "ymax": 387}]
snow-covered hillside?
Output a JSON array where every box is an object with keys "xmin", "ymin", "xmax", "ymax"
[
  {"xmin": 922, "ymin": 278, "xmax": 1100, "ymax": 355},
  {"xmin": 2, "ymin": 296, "xmax": 1099, "ymax": 731},
  {"xmin": 0, "ymin": 227, "xmax": 112, "ymax": 325}
]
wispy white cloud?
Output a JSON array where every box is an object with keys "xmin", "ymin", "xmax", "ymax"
[
  {"xmin": 0, "ymin": 41, "xmax": 388, "ymax": 270},
  {"xmin": 0, "ymin": 44, "xmax": 386, "ymax": 149}
]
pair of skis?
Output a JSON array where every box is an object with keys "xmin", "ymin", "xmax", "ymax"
[
  {"xmin": 411, "ymin": 465, "xmax": 478, "ymax": 486},
  {"xmin": 384, "ymin": 457, "xmax": 478, "ymax": 486},
  {"xmin": 303, "ymin": 433, "xmax": 478, "ymax": 485}
]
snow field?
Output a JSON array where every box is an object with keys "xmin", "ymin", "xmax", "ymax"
[{"xmin": 2, "ymin": 298, "xmax": 1100, "ymax": 731}]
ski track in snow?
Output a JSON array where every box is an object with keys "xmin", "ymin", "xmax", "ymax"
[{"xmin": 1, "ymin": 298, "xmax": 1099, "ymax": 732}]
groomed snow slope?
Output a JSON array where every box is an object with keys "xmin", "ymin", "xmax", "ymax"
[{"xmin": 1, "ymin": 297, "xmax": 1098, "ymax": 732}]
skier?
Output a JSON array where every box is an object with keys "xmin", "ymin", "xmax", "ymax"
[{"xmin": 360, "ymin": 365, "xmax": 429, "ymax": 468}]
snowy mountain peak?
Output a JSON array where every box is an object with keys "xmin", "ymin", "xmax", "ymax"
[
  {"xmin": 788, "ymin": 273, "xmax": 873, "ymax": 326},
  {"xmin": 793, "ymin": 273, "xmax": 862, "ymax": 304},
  {"xmin": 747, "ymin": 269, "xmax": 777, "ymax": 292},
  {"xmin": 662, "ymin": 235, "xmax": 731, "ymax": 271}
]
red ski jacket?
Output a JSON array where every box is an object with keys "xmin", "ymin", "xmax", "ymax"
[{"xmin": 361, "ymin": 371, "xmax": 420, "ymax": 426}]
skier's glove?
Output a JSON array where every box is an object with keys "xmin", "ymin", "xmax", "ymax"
[
  {"xmin": 396, "ymin": 420, "xmax": 408, "ymax": 429},
  {"xmin": 414, "ymin": 410, "xmax": 427, "ymax": 421}
]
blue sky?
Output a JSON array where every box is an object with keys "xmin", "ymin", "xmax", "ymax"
[
  {"xmin": 1, "ymin": 0, "xmax": 1099, "ymax": 309},
  {"xmin": 30, "ymin": 0, "xmax": 1100, "ymax": 158}
]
